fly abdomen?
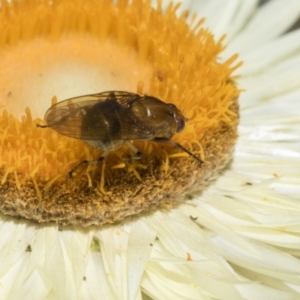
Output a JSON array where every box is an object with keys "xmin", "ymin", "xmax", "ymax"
[
  {"xmin": 84, "ymin": 139, "xmax": 124, "ymax": 152},
  {"xmin": 81, "ymin": 100, "xmax": 124, "ymax": 141}
]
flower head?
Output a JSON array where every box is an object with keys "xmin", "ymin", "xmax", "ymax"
[{"xmin": 0, "ymin": 0, "xmax": 299, "ymax": 299}]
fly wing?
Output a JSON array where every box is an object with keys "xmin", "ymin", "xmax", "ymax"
[{"xmin": 44, "ymin": 91, "xmax": 155, "ymax": 141}]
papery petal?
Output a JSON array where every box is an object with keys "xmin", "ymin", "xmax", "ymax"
[
  {"xmin": 93, "ymin": 220, "xmax": 156, "ymax": 300},
  {"xmin": 227, "ymin": 0, "xmax": 300, "ymax": 53},
  {"xmin": 239, "ymin": 29, "xmax": 300, "ymax": 75}
]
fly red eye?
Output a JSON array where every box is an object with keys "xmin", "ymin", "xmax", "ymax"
[{"xmin": 176, "ymin": 118, "xmax": 185, "ymax": 132}]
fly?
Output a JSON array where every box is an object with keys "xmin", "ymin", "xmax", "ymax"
[{"xmin": 37, "ymin": 91, "xmax": 203, "ymax": 178}]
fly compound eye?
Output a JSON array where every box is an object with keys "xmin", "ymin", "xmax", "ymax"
[{"xmin": 176, "ymin": 117, "xmax": 185, "ymax": 132}]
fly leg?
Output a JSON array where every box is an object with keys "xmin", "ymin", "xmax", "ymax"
[
  {"xmin": 123, "ymin": 142, "xmax": 146, "ymax": 182},
  {"xmin": 125, "ymin": 141, "xmax": 143, "ymax": 160},
  {"xmin": 68, "ymin": 151, "xmax": 109, "ymax": 178},
  {"xmin": 152, "ymin": 137, "xmax": 203, "ymax": 164},
  {"xmin": 36, "ymin": 124, "xmax": 48, "ymax": 128}
]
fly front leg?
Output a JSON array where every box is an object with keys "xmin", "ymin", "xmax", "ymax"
[{"xmin": 152, "ymin": 137, "xmax": 203, "ymax": 164}]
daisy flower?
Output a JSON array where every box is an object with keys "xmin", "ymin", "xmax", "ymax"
[{"xmin": 0, "ymin": 0, "xmax": 300, "ymax": 299}]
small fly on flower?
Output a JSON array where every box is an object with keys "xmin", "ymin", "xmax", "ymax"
[{"xmin": 37, "ymin": 91, "xmax": 203, "ymax": 178}]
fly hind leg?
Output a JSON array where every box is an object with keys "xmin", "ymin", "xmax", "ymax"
[{"xmin": 68, "ymin": 151, "xmax": 109, "ymax": 178}]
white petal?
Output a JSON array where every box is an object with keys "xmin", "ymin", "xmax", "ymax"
[
  {"xmin": 151, "ymin": 0, "xmax": 192, "ymax": 15},
  {"xmin": 21, "ymin": 270, "xmax": 48, "ymax": 300},
  {"xmin": 92, "ymin": 220, "xmax": 156, "ymax": 300},
  {"xmin": 228, "ymin": 0, "xmax": 300, "ymax": 53},
  {"xmin": 190, "ymin": 0, "xmax": 259, "ymax": 42},
  {"xmin": 239, "ymin": 29, "xmax": 300, "ymax": 75},
  {"xmin": 94, "ymin": 226, "xmax": 130, "ymax": 299},
  {"xmin": 80, "ymin": 252, "xmax": 115, "ymax": 299},
  {"xmin": 127, "ymin": 218, "xmax": 156, "ymax": 300},
  {"xmin": 0, "ymin": 253, "xmax": 46, "ymax": 300},
  {"xmin": 212, "ymin": 234, "xmax": 300, "ymax": 279},
  {"xmin": 0, "ymin": 219, "xmax": 34, "ymax": 276},
  {"xmin": 40, "ymin": 227, "xmax": 86, "ymax": 298}
]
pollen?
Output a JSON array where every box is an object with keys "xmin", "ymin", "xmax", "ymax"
[{"xmin": 0, "ymin": 0, "xmax": 241, "ymax": 226}]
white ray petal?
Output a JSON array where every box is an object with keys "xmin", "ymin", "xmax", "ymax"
[
  {"xmin": 212, "ymin": 234, "xmax": 300, "ymax": 280},
  {"xmin": 239, "ymin": 89, "xmax": 300, "ymax": 127},
  {"xmin": 181, "ymin": 201, "xmax": 300, "ymax": 276},
  {"xmin": 93, "ymin": 221, "xmax": 156, "ymax": 300},
  {"xmin": 127, "ymin": 218, "xmax": 156, "ymax": 300},
  {"xmin": 239, "ymin": 29, "xmax": 300, "ymax": 75},
  {"xmin": 189, "ymin": 0, "xmax": 239, "ymax": 27},
  {"xmin": 142, "ymin": 268, "xmax": 202, "ymax": 300},
  {"xmin": 239, "ymin": 72, "xmax": 300, "ymax": 112},
  {"xmin": 227, "ymin": 0, "xmax": 300, "ymax": 53},
  {"xmin": 79, "ymin": 252, "xmax": 115, "ymax": 300},
  {"xmin": 26, "ymin": 225, "xmax": 91, "ymax": 299},
  {"xmin": 21, "ymin": 270, "xmax": 48, "ymax": 300},
  {"xmin": 190, "ymin": 267, "xmax": 295, "ymax": 300},
  {"xmin": 190, "ymin": 0, "xmax": 259, "ymax": 42},
  {"xmin": 159, "ymin": 0, "xmax": 259, "ymax": 43},
  {"xmin": 143, "ymin": 208, "xmax": 300, "ymax": 299},
  {"xmin": 223, "ymin": 0, "xmax": 259, "ymax": 41},
  {"xmin": 94, "ymin": 226, "xmax": 129, "ymax": 299},
  {"xmin": 234, "ymin": 265, "xmax": 300, "ymax": 297},
  {"xmin": 0, "ymin": 253, "xmax": 45, "ymax": 300},
  {"xmin": 151, "ymin": 0, "xmax": 193, "ymax": 15},
  {"xmin": 0, "ymin": 218, "xmax": 35, "ymax": 276}
]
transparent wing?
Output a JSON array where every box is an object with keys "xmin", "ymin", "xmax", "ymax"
[{"xmin": 44, "ymin": 91, "xmax": 155, "ymax": 141}]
